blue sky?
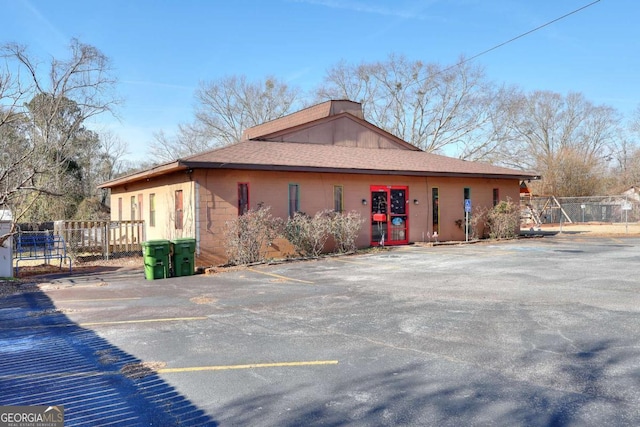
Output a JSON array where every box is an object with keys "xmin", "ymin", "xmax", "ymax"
[{"xmin": 2, "ymin": 0, "xmax": 638, "ymax": 160}]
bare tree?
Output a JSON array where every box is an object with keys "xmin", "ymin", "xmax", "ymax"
[
  {"xmin": 609, "ymin": 105, "xmax": 640, "ymax": 191},
  {"xmin": 315, "ymin": 54, "xmax": 494, "ymax": 155},
  {"xmin": 150, "ymin": 123, "xmax": 213, "ymax": 163},
  {"xmin": 500, "ymin": 90, "xmax": 621, "ymax": 196},
  {"xmin": 0, "ymin": 39, "xmax": 119, "ymax": 242},
  {"xmin": 150, "ymin": 75, "xmax": 302, "ymax": 161}
]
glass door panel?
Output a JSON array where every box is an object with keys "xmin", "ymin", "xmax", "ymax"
[
  {"xmin": 370, "ymin": 185, "xmax": 409, "ymax": 246},
  {"xmin": 389, "ymin": 189, "xmax": 408, "ymax": 243},
  {"xmin": 371, "ymin": 189, "xmax": 388, "ymax": 245}
]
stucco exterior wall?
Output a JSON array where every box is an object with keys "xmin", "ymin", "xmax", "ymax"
[
  {"xmin": 191, "ymin": 169, "xmax": 521, "ymax": 266},
  {"xmin": 108, "ymin": 169, "xmax": 520, "ymax": 266},
  {"xmin": 108, "ymin": 172, "xmax": 196, "ymax": 243},
  {"xmin": 263, "ymin": 116, "xmax": 408, "ymax": 149}
]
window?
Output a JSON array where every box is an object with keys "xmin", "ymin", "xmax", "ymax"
[
  {"xmin": 493, "ymin": 188, "xmax": 500, "ymax": 207},
  {"xmin": 137, "ymin": 194, "xmax": 143, "ymax": 221},
  {"xmin": 130, "ymin": 196, "xmax": 136, "ymax": 220},
  {"xmin": 334, "ymin": 185, "xmax": 344, "ymax": 213},
  {"xmin": 149, "ymin": 193, "xmax": 156, "ymax": 227},
  {"xmin": 118, "ymin": 197, "xmax": 122, "ymax": 221},
  {"xmin": 175, "ymin": 190, "xmax": 183, "ymax": 230},
  {"xmin": 432, "ymin": 188, "xmax": 439, "ymax": 233},
  {"xmin": 238, "ymin": 183, "xmax": 249, "ymax": 215},
  {"xmin": 288, "ymin": 184, "xmax": 299, "ymax": 217}
]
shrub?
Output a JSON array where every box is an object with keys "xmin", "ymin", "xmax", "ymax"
[
  {"xmin": 283, "ymin": 210, "xmax": 333, "ymax": 257},
  {"xmin": 329, "ymin": 210, "xmax": 364, "ymax": 253},
  {"xmin": 469, "ymin": 206, "xmax": 489, "ymax": 240},
  {"xmin": 223, "ymin": 206, "xmax": 282, "ymax": 265},
  {"xmin": 486, "ymin": 199, "xmax": 520, "ymax": 239}
]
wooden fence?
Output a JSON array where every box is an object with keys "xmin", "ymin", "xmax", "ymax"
[{"xmin": 53, "ymin": 220, "xmax": 145, "ymax": 258}]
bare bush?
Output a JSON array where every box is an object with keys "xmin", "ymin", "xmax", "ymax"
[
  {"xmin": 225, "ymin": 208, "xmax": 366, "ymax": 263},
  {"xmin": 469, "ymin": 206, "xmax": 489, "ymax": 240},
  {"xmin": 329, "ymin": 210, "xmax": 364, "ymax": 253},
  {"xmin": 224, "ymin": 206, "xmax": 281, "ymax": 265},
  {"xmin": 284, "ymin": 210, "xmax": 333, "ymax": 257},
  {"xmin": 486, "ymin": 199, "xmax": 520, "ymax": 239}
]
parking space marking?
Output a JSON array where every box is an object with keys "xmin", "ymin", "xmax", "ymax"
[
  {"xmin": 247, "ymin": 268, "xmax": 314, "ymax": 284},
  {"xmin": 79, "ymin": 317, "xmax": 209, "ymax": 327},
  {"xmin": 3, "ymin": 316, "xmax": 209, "ymax": 330},
  {"xmin": 157, "ymin": 360, "xmax": 339, "ymax": 374},
  {"xmin": 330, "ymin": 258, "xmax": 370, "ymax": 265},
  {"xmin": 0, "ymin": 360, "xmax": 339, "ymax": 380},
  {"xmin": 330, "ymin": 258, "xmax": 401, "ymax": 269},
  {"xmin": 60, "ymin": 297, "xmax": 141, "ymax": 303}
]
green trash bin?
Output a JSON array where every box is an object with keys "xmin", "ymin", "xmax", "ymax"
[
  {"xmin": 171, "ymin": 238, "xmax": 196, "ymax": 277},
  {"xmin": 142, "ymin": 240, "xmax": 171, "ymax": 280}
]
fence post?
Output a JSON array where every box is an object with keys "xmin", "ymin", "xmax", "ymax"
[{"xmin": 104, "ymin": 222, "xmax": 110, "ymax": 261}]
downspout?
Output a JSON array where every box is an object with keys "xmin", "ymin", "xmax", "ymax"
[{"xmin": 194, "ymin": 180, "xmax": 201, "ymax": 258}]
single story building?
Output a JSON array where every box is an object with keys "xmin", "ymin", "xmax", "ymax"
[{"xmin": 99, "ymin": 100, "xmax": 539, "ymax": 265}]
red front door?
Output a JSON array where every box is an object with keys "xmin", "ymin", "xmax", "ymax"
[{"xmin": 370, "ymin": 185, "xmax": 409, "ymax": 246}]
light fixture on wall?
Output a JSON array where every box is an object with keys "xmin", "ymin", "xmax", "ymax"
[
  {"xmin": 362, "ymin": 199, "xmax": 368, "ymax": 205},
  {"xmin": 413, "ymin": 199, "xmax": 419, "ymax": 205}
]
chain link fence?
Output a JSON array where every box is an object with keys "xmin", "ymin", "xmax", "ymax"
[{"xmin": 523, "ymin": 196, "xmax": 640, "ymax": 224}]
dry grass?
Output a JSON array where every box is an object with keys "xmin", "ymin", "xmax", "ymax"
[
  {"xmin": 120, "ymin": 361, "xmax": 167, "ymax": 379},
  {"xmin": 533, "ymin": 222, "xmax": 640, "ymax": 236},
  {"xmin": 189, "ymin": 295, "xmax": 218, "ymax": 304}
]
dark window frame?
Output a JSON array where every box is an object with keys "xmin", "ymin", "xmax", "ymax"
[
  {"xmin": 175, "ymin": 190, "xmax": 183, "ymax": 230},
  {"xmin": 431, "ymin": 187, "xmax": 439, "ymax": 234},
  {"xmin": 334, "ymin": 185, "xmax": 344, "ymax": 213},
  {"xmin": 149, "ymin": 193, "xmax": 156, "ymax": 227},
  {"xmin": 238, "ymin": 183, "xmax": 250, "ymax": 216},
  {"xmin": 288, "ymin": 183, "xmax": 300, "ymax": 217}
]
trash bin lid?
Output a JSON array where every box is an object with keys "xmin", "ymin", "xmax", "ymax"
[
  {"xmin": 171, "ymin": 237, "xmax": 196, "ymax": 243},
  {"xmin": 142, "ymin": 239, "xmax": 171, "ymax": 246}
]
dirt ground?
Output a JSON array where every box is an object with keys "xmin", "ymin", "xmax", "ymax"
[
  {"xmin": 1, "ymin": 256, "xmax": 142, "ymax": 297},
  {"xmin": 528, "ymin": 221, "xmax": 640, "ymax": 236}
]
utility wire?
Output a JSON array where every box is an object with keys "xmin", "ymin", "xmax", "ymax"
[{"xmin": 446, "ymin": 0, "xmax": 602, "ymax": 72}]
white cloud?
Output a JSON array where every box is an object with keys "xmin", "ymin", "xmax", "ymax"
[{"xmin": 290, "ymin": 0, "xmax": 437, "ymax": 20}]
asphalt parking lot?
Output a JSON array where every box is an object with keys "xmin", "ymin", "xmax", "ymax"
[{"xmin": 1, "ymin": 234, "xmax": 639, "ymax": 426}]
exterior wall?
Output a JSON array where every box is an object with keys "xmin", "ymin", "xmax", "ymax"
[
  {"xmin": 429, "ymin": 177, "xmax": 520, "ymax": 240},
  {"xmin": 108, "ymin": 172, "xmax": 196, "ymax": 243},
  {"xmin": 192, "ymin": 169, "xmax": 521, "ymax": 266},
  {"xmin": 264, "ymin": 116, "xmax": 408, "ymax": 149},
  {"xmin": 108, "ymin": 169, "xmax": 520, "ymax": 266}
]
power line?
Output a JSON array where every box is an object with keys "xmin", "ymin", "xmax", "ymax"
[{"xmin": 449, "ymin": 0, "xmax": 602, "ymax": 71}]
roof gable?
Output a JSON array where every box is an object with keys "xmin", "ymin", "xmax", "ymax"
[
  {"xmin": 242, "ymin": 100, "xmax": 363, "ymax": 141},
  {"xmin": 253, "ymin": 112, "xmax": 418, "ymax": 150}
]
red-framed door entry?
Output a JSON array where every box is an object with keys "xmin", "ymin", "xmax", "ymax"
[{"xmin": 370, "ymin": 185, "xmax": 409, "ymax": 246}]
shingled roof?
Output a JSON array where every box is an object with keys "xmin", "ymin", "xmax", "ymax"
[
  {"xmin": 99, "ymin": 100, "xmax": 539, "ymax": 189},
  {"xmin": 180, "ymin": 140, "xmax": 537, "ymax": 179}
]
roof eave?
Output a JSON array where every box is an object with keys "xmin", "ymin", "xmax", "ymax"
[
  {"xmin": 181, "ymin": 161, "xmax": 540, "ymax": 180},
  {"xmin": 97, "ymin": 161, "xmax": 187, "ymax": 189}
]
